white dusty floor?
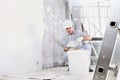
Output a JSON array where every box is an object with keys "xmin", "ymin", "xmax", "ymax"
[{"xmin": 0, "ymin": 66, "xmax": 116, "ymax": 80}]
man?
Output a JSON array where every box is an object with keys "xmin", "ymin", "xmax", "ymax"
[
  {"xmin": 62, "ymin": 20, "xmax": 92, "ymax": 51},
  {"xmin": 61, "ymin": 19, "xmax": 93, "ymax": 72}
]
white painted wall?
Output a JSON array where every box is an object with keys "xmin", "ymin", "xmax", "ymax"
[{"xmin": 0, "ymin": 0, "xmax": 44, "ymax": 75}]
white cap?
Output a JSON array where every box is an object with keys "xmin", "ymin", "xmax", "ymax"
[{"xmin": 63, "ymin": 19, "xmax": 73, "ymax": 28}]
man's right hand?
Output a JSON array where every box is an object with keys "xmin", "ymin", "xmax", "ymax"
[{"xmin": 64, "ymin": 47, "xmax": 69, "ymax": 52}]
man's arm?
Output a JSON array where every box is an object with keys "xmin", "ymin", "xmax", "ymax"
[
  {"xmin": 55, "ymin": 39, "xmax": 70, "ymax": 52},
  {"xmin": 76, "ymin": 30, "xmax": 92, "ymax": 41}
]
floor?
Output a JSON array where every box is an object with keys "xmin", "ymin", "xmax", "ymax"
[{"xmin": 0, "ymin": 66, "xmax": 116, "ymax": 80}]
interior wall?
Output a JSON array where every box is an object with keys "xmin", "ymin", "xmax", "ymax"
[
  {"xmin": 0, "ymin": 0, "xmax": 44, "ymax": 75},
  {"xmin": 43, "ymin": 0, "xmax": 65, "ymax": 68}
]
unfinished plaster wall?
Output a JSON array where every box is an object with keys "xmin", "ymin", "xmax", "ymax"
[{"xmin": 43, "ymin": 0, "xmax": 65, "ymax": 68}]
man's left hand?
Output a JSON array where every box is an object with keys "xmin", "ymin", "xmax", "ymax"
[{"xmin": 83, "ymin": 35, "xmax": 92, "ymax": 41}]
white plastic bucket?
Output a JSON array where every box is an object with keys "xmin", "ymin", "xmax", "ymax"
[{"xmin": 67, "ymin": 50, "xmax": 90, "ymax": 76}]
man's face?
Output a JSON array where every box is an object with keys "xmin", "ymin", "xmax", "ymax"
[{"xmin": 66, "ymin": 27, "xmax": 74, "ymax": 34}]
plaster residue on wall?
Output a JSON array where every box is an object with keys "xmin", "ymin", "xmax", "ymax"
[{"xmin": 43, "ymin": 0, "xmax": 65, "ymax": 68}]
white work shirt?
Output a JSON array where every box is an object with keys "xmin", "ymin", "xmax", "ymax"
[{"xmin": 61, "ymin": 30, "xmax": 85, "ymax": 48}]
